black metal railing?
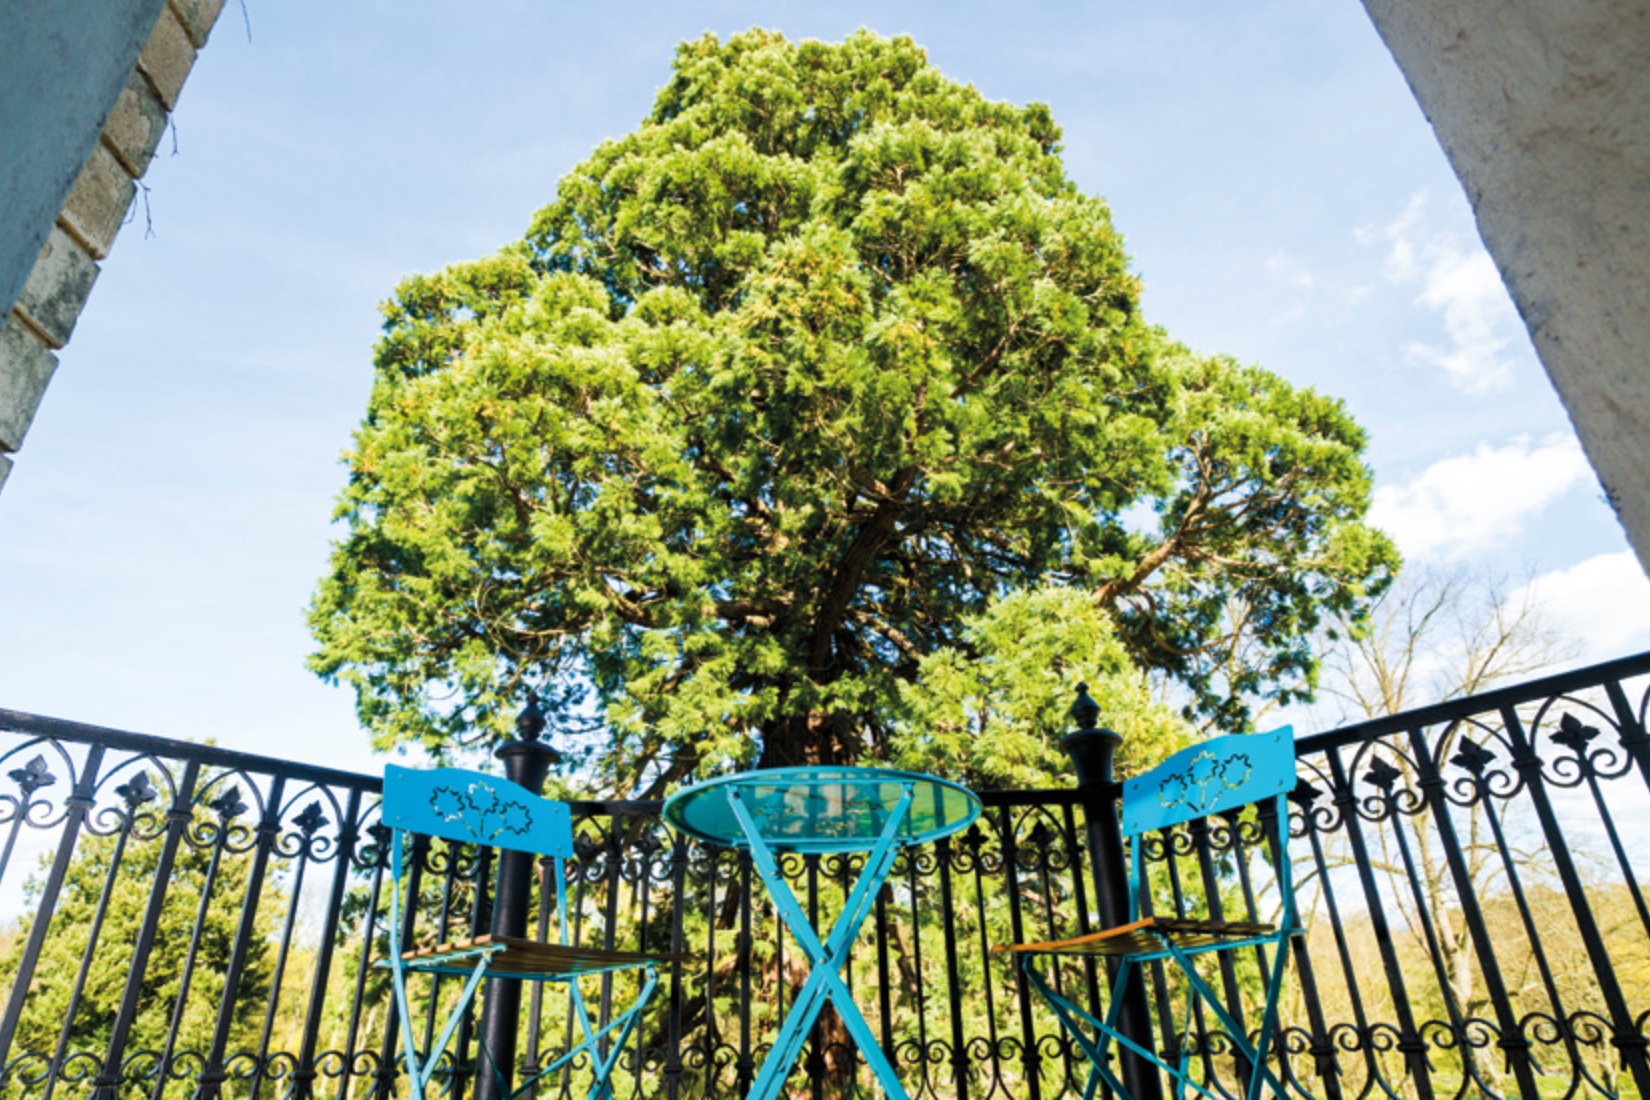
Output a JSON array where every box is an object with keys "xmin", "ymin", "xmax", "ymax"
[{"xmin": 2, "ymin": 651, "xmax": 1649, "ymax": 1100}]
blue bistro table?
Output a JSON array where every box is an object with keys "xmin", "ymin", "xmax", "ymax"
[{"xmin": 663, "ymin": 767, "xmax": 981, "ymax": 1100}]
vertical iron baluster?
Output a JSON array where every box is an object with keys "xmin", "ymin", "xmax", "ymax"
[
  {"xmin": 152, "ymin": 780, "xmax": 244, "ymax": 1100},
  {"xmin": 964, "ymin": 824, "xmax": 1006, "ymax": 1098},
  {"xmin": 1189, "ymin": 814, "xmax": 1249, "ymax": 1093},
  {"xmin": 523, "ymin": 857, "xmax": 553, "ymax": 1099},
  {"xmin": 1604, "ymin": 677, "xmax": 1650, "ymax": 798},
  {"xmin": 1157, "ymin": 829, "xmax": 1198, "ymax": 1086},
  {"xmin": 1499, "ymin": 704, "xmax": 1650, "ymax": 1093},
  {"xmin": 196, "ymin": 774, "xmax": 286, "ymax": 1100},
  {"xmin": 291, "ymin": 789, "xmax": 361, "ymax": 1100},
  {"xmin": 0, "ymin": 745, "xmax": 100, "ymax": 1073},
  {"xmin": 598, "ymin": 821, "xmax": 623, "ymax": 1078},
  {"xmin": 873, "ymin": 878, "xmax": 894, "ymax": 1091},
  {"xmin": 1224, "ymin": 809, "xmax": 1268, "ymax": 990},
  {"xmin": 1405, "ymin": 727, "xmax": 1541, "ymax": 1100},
  {"xmin": 559, "ymin": 841, "xmax": 585, "ymax": 1096},
  {"xmin": 738, "ymin": 848, "xmax": 755, "ymax": 1098},
  {"xmin": 1363, "ymin": 753, "xmax": 1491, "ymax": 1098},
  {"xmin": 804, "ymin": 852, "xmax": 823, "ymax": 1099},
  {"xmin": 40, "ymin": 762, "xmax": 153, "ymax": 1100},
  {"xmin": 1028, "ymin": 821, "xmax": 1073, "ymax": 1095},
  {"xmin": 341, "ymin": 822, "xmax": 390, "ymax": 1100},
  {"xmin": 1226, "ymin": 808, "xmax": 1293, "ymax": 1098},
  {"xmin": 904, "ymin": 847, "xmax": 930, "ymax": 1100},
  {"xmin": 836, "ymin": 850, "xmax": 862, "ymax": 1096},
  {"xmin": 256, "ymin": 800, "xmax": 329, "ymax": 1100},
  {"xmin": 1456, "ymin": 741, "xmax": 1586, "ymax": 1086},
  {"xmin": 0, "ymin": 747, "xmax": 64, "ymax": 891},
  {"xmin": 450, "ymin": 843, "xmax": 492, "ymax": 1100},
  {"xmin": 1293, "ymin": 783, "xmax": 1385, "ymax": 1100},
  {"xmin": 999, "ymin": 807, "xmax": 1041, "ymax": 1100},
  {"xmin": 374, "ymin": 832, "xmax": 429, "ymax": 1100},
  {"xmin": 1324, "ymin": 748, "xmax": 1434, "ymax": 1099},
  {"xmin": 634, "ymin": 824, "xmax": 657, "ymax": 1096},
  {"xmin": 1060, "ymin": 805, "xmax": 1102, "ymax": 1040},
  {"xmin": 88, "ymin": 759, "xmax": 201, "ymax": 1100},
  {"xmin": 770, "ymin": 851, "xmax": 784, "ymax": 1092},
  {"xmin": 421, "ymin": 846, "xmax": 462, "ymax": 1058},
  {"xmin": 936, "ymin": 836, "xmax": 968, "ymax": 1100},
  {"xmin": 1259, "ymin": 791, "xmax": 1341, "ymax": 1100},
  {"xmin": 1549, "ymin": 711, "xmax": 1650, "ymax": 942},
  {"xmin": 662, "ymin": 832, "xmax": 689, "ymax": 1100}
]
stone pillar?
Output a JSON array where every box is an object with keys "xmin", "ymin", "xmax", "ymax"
[
  {"xmin": 475, "ymin": 692, "xmax": 562, "ymax": 1100},
  {"xmin": 1062, "ymin": 683, "xmax": 1163, "ymax": 1100},
  {"xmin": 0, "ymin": 0, "xmax": 224, "ymax": 497},
  {"xmin": 1362, "ymin": 0, "xmax": 1650, "ymax": 573}
]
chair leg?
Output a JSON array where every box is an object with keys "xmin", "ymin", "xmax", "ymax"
[
  {"xmin": 1163, "ymin": 944, "xmax": 1289, "ymax": 1100},
  {"xmin": 582, "ymin": 968, "xmax": 659, "ymax": 1100},
  {"xmin": 1243, "ymin": 936, "xmax": 1292, "ymax": 1100},
  {"xmin": 391, "ymin": 951, "xmax": 496, "ymax": 1100},
  {"xmin": 504, "ymin": 980, "xmax": 653, "ymax": 1096},
  {"xmin": 1175, "ymin": 969, "xmax": 1197, "ymax": 1100},
  {"xmin": 1021, "ymin": 959, "xmax": 1132, "ymax": 1100}
]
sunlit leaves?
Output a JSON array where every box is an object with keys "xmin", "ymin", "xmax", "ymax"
[{"xmin": 309, "ymin": 30, "xmax": 1395, "ymax": 789}]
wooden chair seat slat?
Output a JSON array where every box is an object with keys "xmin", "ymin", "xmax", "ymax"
[{"xmin": 995, "ymin": 915, "xmax": 1278, "ymax": 958}]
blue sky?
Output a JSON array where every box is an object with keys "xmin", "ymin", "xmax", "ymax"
[{"xmin": 1, "ymin": 0, "xmax": 1644, "ymax": 775}]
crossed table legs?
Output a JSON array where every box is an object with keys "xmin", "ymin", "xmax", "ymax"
[{"xmin": 725, "ymin": 783, "xmax": 915, "ymax": 1100}]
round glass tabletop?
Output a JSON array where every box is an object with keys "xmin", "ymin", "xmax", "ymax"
[{"xmin": 662, "ymin": 766, "xmax": 982, "ymax": 854}]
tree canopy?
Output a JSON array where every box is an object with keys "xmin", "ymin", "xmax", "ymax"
[{"xmin": 308, "ymin": 29, "xmax": 1396, "ymax": 792}]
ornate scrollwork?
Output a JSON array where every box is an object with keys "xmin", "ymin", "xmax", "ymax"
[
  {"xmin": 1528, "ymin": 695, "xmax": 1634, "ymax": 788},
  {"xmin": 0, "ymin": 739, "xmax": 79, "ymax": 832}
]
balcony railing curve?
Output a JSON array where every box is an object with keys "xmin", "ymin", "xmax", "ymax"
[{"xmin": 0, "ymin": 650, "xmax": 1648, "ymax": 1100}]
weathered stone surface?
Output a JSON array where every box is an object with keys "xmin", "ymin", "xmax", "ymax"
[
  {"xmin": 0, "ymin": 452, "xmax": 12, "ymax": 493},
  {"xmin": 169, "ymin": 0, "xmax": 225, "ymax": 48},
  {"xmin": 13, "ymin": 227, "xmax": 100, "ymax": 350},
  {"xmin": 0, "ymin": 314, "xmax": 61, "ymax": 453},
  {"xmin": 136, "ymin": 6, "xmax": 196, "ymax": 111},
  {"xmin": 1363, "ymin": 0, "xmax": 1650, "ymax": 575},
  {"xmin": 58, "ymin": 143, "xmax": 135, "ymax": 260},
  {"xmin": 0, "ymin": 0, "xmax": 166, "ymax": 318},
  {"xmin": 103, "ymin": 70, "xmax": 168, "ymax": 178}
]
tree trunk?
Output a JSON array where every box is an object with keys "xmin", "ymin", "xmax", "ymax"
[{"xmin": 757, "ymin": 710, "xmax": 861, "ymax": 770}]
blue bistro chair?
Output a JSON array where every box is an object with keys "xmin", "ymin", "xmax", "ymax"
[
  {"xmin": 380, "ymin": 765, "xmax": 677, "ymax": 1100},
  {"xmin": 996, "ymin": 729, "xmax": 1301, "ymax": 1100}
]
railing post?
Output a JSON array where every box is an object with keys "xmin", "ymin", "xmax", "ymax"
[
  {"xmin": 475, "ymin": 693, "xmax": 562, "ymax": 1100},
  {"xmin": 1062, "ymin": 684, "xmax": 1163, "ymax": 1100}
]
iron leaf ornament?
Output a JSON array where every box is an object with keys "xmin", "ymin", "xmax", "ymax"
[{"xmin": 9, "ymin": 755, "xmax": 55, "ymax": 796}]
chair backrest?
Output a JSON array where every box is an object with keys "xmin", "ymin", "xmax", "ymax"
[
  {"xmin": 1121, "ymin": 727, "xmax": 1295, "ymax": 838},
  {"xmin": 382, "ymin": 765, "xmax": 575, "ymax": 858}
]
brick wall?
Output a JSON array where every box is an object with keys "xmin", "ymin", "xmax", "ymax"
[{"xmin": 0, "ymin": 0, "xmax": 225, "ymax": 494}]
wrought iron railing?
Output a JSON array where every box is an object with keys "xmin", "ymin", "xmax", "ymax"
[{"xmin": 2, "ymin": 651, "xmax": 1649, "ymax": 1100}]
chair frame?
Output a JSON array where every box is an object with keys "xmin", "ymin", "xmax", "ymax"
[
  {"xmin": 1008, "ymin": 728, "xmax": 1301, "ymax": 1100},
  {"xmin": 381, "ymin": 765, "xmax": 663, "ymax": 1100}
]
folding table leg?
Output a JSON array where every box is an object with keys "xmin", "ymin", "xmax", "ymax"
[{"xmin": 728, "ymin": 786, "xmax": 914, "ymax": 1100}]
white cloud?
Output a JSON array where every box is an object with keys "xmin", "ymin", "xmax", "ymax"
[
  {"xmin": 1266, "ymin": 253, "xmax": 1315, "ymax": 289},
  {"xmin": 1364, "ymin": 192, "xmax": 1522, "ymax": 394},
  {"xmin": 1515, "ymin": 551, "xmax": 1650, "ymax": 662},
  {"xmin": 1370, "ymin": 433, "xmax": 1593, "ymax": 560}
]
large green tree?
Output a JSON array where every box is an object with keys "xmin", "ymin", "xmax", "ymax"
[
  {"xmin": 0, "ymin": 797, "xmax": 279, "ymax": 1080},
  {"xmin": 309, "ymin": 30, "xmax": 1395, "ymax": 790}
]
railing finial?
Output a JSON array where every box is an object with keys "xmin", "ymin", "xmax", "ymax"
[
  {"xmin": 1069, "ymin": 682, "xmax": 1101, "ymax": 733},
  {"xmin": 515, "ymin": 690, "xmax": 547, "ymax": 743}
]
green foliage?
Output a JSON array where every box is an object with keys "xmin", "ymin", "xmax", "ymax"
[
  {"xmin": 309, "ymin": 29, "xmax": 1396, "ymax": 787},
  {"xmin": 892, "ymin": 585, "xmax": 1188, "ymax": 786},
  {"xmin": 0, "ymin": 819, "xmax": 281, "ymax": 1075}
]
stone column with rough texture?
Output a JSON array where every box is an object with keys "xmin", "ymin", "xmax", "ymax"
[
  {"xmin": 0, "ymin": 0, "xmax": 225, "ymax": 496},
  {"xmin": 1362, "ymin": 0, "xmax": 1650, "ymax": 572}
]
